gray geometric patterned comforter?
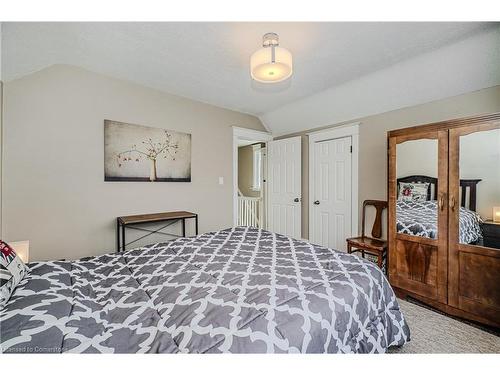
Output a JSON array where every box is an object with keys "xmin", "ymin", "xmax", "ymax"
[
  {"xmin": 397, "ymin": 200, "xmax": 482, "ymax": 244},
  {"xmin": 0, "ymin": 227, "xmax": 409, "ymax": 353}
]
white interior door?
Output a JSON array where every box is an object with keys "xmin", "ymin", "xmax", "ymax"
[
  {"xmin": 267, "ymin": 136, "xmax": 302, "ymax": 238},
  {"xmin": 310, "ymin": 136, "xmax": 352, "ymax": 250}
]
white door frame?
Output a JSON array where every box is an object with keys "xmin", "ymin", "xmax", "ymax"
[
  {"xmin": 232, "ymin": 126, "xmax": 273, "ymax": 226},
  {"xmin": 307, "ymin": 122, "xmax": 359, "ymax": 240}
]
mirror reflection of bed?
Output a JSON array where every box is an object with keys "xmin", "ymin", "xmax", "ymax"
[
  {"xmin": 395, "ymin": 133, "xmax": 500, "ymax": 249},
  {"xmin": 395, "ymin": 175, "xmax": 485, "ymax": 245}
]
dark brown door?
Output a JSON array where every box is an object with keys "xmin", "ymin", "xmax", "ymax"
[
  {"xmin": 448, "ymin": 122, "xmax": 500, "ymax": 327},
  {"xmin": 388, "ymin": 130, "xmax": 448, "ymax": 303}
]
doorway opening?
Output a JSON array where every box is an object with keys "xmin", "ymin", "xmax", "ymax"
[{"xmin": 232, "ymin": 127, "xmax": 273, "ymax": 228}]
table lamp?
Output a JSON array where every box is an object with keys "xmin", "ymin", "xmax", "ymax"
[
  {"xmin": 10, "ymin": 240, "xmax": 30, "ymax": 263},
  {"xmin": 493, "ymin": 207, "xmax": 500, "ymax": 223}
]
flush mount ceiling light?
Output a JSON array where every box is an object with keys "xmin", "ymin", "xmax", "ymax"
[{"xmin": 250, "ymin": 32, "xmax": 293, "ymax": 83}]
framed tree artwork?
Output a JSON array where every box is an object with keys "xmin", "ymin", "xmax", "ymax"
[{"xmin": 104, "ymin": 120, "xmax": 191, "ymax": 182}]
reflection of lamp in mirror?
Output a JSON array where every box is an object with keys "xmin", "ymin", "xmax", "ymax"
[
  {"xmin": 493, "ymin": 207, "xmax": 500, "ymax": 223},
  {"xmin": 10, "ymin": 240, "xmax": 30, "ymax": 263}
]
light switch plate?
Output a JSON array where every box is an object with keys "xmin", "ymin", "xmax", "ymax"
[{"xmin": 218, "ymin": 177, "xmax": 224, "ymax": 185}]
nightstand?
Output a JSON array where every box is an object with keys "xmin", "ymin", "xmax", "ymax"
[{"xmin": 482, "ymin": 220, "xmax": 500, "ymax": 249}]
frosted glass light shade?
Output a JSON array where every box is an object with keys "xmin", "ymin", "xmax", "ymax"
[{"xmin": 250, "ymin": 46, "xmax": 293, "ymax": 83}]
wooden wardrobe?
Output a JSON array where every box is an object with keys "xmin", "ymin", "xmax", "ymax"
[{"xmin": 388, "ymin": 113, "xmax": 500, "ymax": 328}]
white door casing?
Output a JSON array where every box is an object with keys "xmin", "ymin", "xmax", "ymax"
[
  {"xmin": 267, "ymin": 136, "xmax": 302, "ymax": 238},
  {"xmin": 310, "ymin": 136, "xmax": 352, "ymax": 250},
  {"xmin": 308, "ymin": 122, "xmax": 359, "ymax": 251}
]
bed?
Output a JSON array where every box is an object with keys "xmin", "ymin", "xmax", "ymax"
[
  {"xmin": 0, "ymin": 227, "xmax": 409, "ymax": 353},
  {"xmin": 396, "ymin": 175, "xmax": 482, "ymax": 244}
]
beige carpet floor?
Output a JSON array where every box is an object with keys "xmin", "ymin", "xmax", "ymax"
[{"xmin": 389, "ymin": 299, "xmax": 500, "ymax": 353}]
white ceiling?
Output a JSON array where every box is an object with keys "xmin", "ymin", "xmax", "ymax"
[
  {"xmin": 2, "ymin": 22, "xmax": 498, "ymax": 133},
  {"xmin": 263, "ymin": 27, "xmax": 500, "ymax": 135}
]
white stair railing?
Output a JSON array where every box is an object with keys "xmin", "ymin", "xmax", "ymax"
[{"xmin": 238, "ymin": 195, "xmax": 263, "ymax": 228}]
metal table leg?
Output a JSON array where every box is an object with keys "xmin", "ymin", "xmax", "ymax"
[
  {"xmin": 116, "ymin": 218, "xmax": 120, "ymax": 252},
  {"xmin": 121, "ymin": 224, "xmax": 126, "ymax": 252}
]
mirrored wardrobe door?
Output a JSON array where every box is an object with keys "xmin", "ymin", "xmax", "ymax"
[
  {"xmin": 388, "ymin": 130, "xmax": 448, "ymax": 303},
  {"xmin": 448, "ymin": 122, "xmax": 500, "ymax": 324},
  {"xmin": 395, "ymin": 138, "xmax": 439, "ymax": 240}
]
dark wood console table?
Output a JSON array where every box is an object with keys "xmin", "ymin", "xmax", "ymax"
[{"xmin": 116, "ymin": 211, "xmax": 198, "ymax": 252}]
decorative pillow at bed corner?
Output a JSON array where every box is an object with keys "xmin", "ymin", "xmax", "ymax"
[
  {"xmin": 398, "ymin": 182, "xmax": 429, "ymax": 202},
  {"xmin": 0, "ymin": 240, "xmax": 29, "ymax": 309}
]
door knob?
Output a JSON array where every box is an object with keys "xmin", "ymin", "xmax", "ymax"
[
  {"xmin": 294, "ymin": 197, "xmax": 300, "ymax": 202},
  {"xmin": 313, "ymin": 200, "xmax": 320, "ymax": 205}
]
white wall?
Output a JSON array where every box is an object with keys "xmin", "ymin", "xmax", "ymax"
[
  {"xmin": 460, "ymin": 129, "xmax": 500, "ymax": 219},
  {"xmin": 397, "ymin": 139, "xmax": 438, "ymax": 179},
  {"xmin": 261, "ymin": 27, "xmax": 500, "ymax": 136},
  {"xmin": 0, "ymin": 22, "xmax": 2, "ymax": 81},
  {"xmin": 2, "ymin": 65, "xmax": 265, "ymax": 261},
  {"xmin": 396, "ymin": 139, "xmax": 438, "ymax": 198},
  {"xmin": 238, "ymin": 145, "xmax": 259, "ymax": 198}
]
